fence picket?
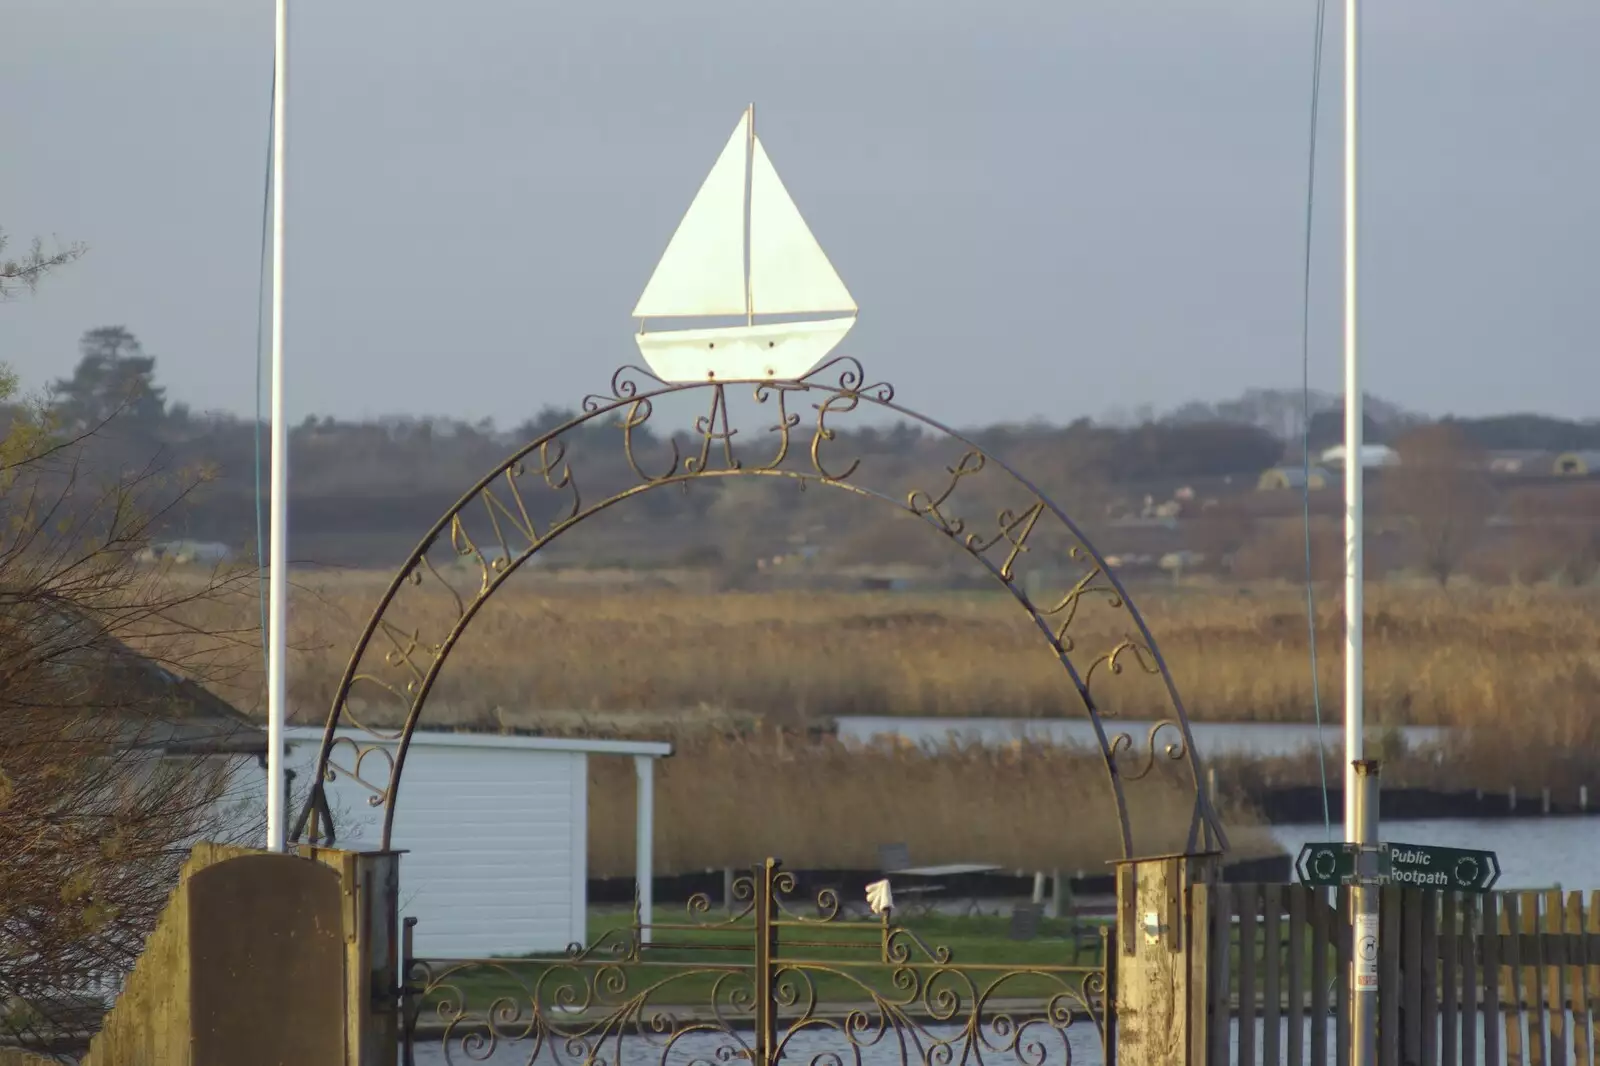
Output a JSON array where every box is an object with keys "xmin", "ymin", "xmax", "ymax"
[
  {"xmin": 1505, "ymin": 893, "xmax": 1524, "ymax": 1066},
  {"xmin": 1443, "ymin": 893, "xmax": 1459, "ymax": 1066},
  {"xmin": 1190, "ymin": 881, "xmax": 1212, "ymax": 1066},
  {"xmin": 1478, "ymin": 889, "xmax": 1504, "ymax": 1062},
  {"xmin": 1287, "ymin": 887, "xmax": 1306, "ymax": 1066},
  {"xmin": 1547, "ymin": 889, "xmax": 1566, "ymax": 1066},
  {"xmin": 1339, "ymin": 887, "xmax": 1353, "ymax": 1066},
  {"xmin": 1462, "ymin": 895, "xmax": 1479, "ymax": 1066},
  {"xmin": 1526, "ymin": 893, "xmax": 1546, "ymax": 1066},
  {"xmin": 1239, "ymin": 884, "xmax": 1258, "ymax": 1066},
  {"xmin": 1311, "ymin": 888, "xmax": 1330, "ymax": 1066},
  {"xmin": 1211, "ymin": 883, "xmax": 1232, "ymax": 1066},
  {"xmin": 1582, "ymin": 892, "xmax": 1598, "ymax": 1066},
  {"xmin": 1381, "ymin": 887, "xmax": 1401, "ymax": 1066},
  {"xmin": 1567, "ymin": 891, "xmax": 1585, "ymax": 1066},
  {"xmin": 1406, "ymin": 888, "xmax": 1425, "ymax": 1066},
  {"xmin": 1423, "ymin": 890, "xmax": 1440, "ymax": 1066},
  {"xmin": 1262, "ymin": 883, "xmax": 1282, "ymax": 1066}
]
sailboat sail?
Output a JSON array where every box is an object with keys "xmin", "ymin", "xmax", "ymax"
[
  {"xmin": 632, "ymin": 108, "xmax": 857, "ymax": 382},
  {"xmin": 632, "ymin": 113, "xmax": 750, "ymax": 319},
  {"xmin": 748, "ymin": 136, "xmax": 856, "ymax": 316}
]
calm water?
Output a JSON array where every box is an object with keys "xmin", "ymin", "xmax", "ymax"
[{"xmin": 835, "ymin": 715, "xmax": 1445, "ymax": 758}]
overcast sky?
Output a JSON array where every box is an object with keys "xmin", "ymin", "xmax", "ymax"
[{"xmin": 3, "ymin": 0, "xmax": 1596, "ymax": 429}]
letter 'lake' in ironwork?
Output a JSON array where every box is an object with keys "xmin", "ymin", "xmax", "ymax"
[
  {"xmin": 404, "ymin": 858, "xmax": 1111, "ymax": 1066},
  {"xmin": 291, "ymin": 357, "xmax": 1224, "ymax": 859}
]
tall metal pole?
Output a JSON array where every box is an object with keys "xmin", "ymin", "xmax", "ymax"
[
  {"xmin": 266, "ymin": 0, "xmax": 290, "ymax": 852},
  {"xmin": 1351, "ymin": 759, "xmax": 1381, "ymax": 1066},
  {"xmin": 1342, "ymin": 0, "xmax": 1364, "ymax": 844}
]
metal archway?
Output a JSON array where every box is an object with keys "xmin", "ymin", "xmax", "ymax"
[{"xmin": 291, "ymin": 357, "xmax": 1226, "ymax": 859}]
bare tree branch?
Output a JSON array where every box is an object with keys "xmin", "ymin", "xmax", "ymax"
[
  {"xmin": 0, "ymin": 395, "xmax": 264, "ymax": 1051},
  {"xmin": 0, "ymin": 228, "xmax": 85, "ymax": 300}
]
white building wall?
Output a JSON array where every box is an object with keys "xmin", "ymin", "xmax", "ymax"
[
  {"xmin": 379, "ymin": 744, "xmax": 587, "ymax": 957},
  {"xmin": 228, "ymin": 729, "xmax": 666, "ymax": 959},
  {"xmin": 290, "ymin": 738, "xmax": 587, "ymax": 957}
]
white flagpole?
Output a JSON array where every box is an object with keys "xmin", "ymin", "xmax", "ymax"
[
  {"xmin": 266, "ymin": 0, "xmax": 290, "ymax": 852},
  {"xmin": 1342, "ymin": 0, "xmax": 1363, "ymax": 844}
]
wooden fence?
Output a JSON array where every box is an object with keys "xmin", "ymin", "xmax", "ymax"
[{"xmin": 1195, "ymin": 884, "xmax": 1600, "ymax": 1065}]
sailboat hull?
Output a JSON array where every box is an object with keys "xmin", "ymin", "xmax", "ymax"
[{"xmin": 634, "ymin": 317, "xmax": 856, "ymax": 383}]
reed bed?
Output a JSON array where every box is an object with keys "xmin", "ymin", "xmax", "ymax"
[
  {"xmin": 584, "ymin": 729, "xmax": 1277, "ymax": 878},
  {"xmin": 185, "ymin": 573, "xmax": 1600, "ymax": 735},
  {"xmin": 171, "ymin": 573, "xmax": 1600, "ymax": 800}
]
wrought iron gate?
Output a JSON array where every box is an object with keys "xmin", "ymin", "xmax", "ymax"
[{"xmin": 402, "ymin": 858, "xmax": 1113, "ymax": 1066}]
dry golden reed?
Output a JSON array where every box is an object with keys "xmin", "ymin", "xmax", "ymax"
[
  {"xmin": 185, "ymin": 572, "xmax": 1600, "ymax": 747},
  {"xmin": 584, "ymin": 730, "xmax": 1277, "ymax": 879},
  {"xmin": 170, "ymin": 573, "xmax": 1599, "ymax": 864}
]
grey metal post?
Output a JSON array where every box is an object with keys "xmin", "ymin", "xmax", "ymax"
[
  {"xmin": 1351, "ymin": 759, "xmax": 1381, "ymax": 1066},
  {"xmin": 1205, "ymin": 766, "xmax": 1219, "ymax": 851}
]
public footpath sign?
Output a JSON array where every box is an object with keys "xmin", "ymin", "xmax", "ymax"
[
  {"xmin": 1385, "ymin": 842, "xmax": 1500, "ymax": 891},
  {"xmin": 1296, "ymin": 841, "xmax": 1500, "ymax": 891}
]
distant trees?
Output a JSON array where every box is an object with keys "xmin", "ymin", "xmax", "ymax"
[
  {"xmin": 1445, "ymin": 414, "xmax": 1600, "ymax": 454},
  {"xmin": 51, "ymin": 327, "xmax": 168, "ymax": 433},
  {"xmin": 987, "ymin": 418, "xmax": 1282, "ymax": 487},
  {"xmin": 1380, "ymin": 423, "xmax": 1495, "ymax": 586},
  {"xmin": 1109, "ymin": 421, "xmax": 1283, "ymax": 480},
  {"xmin": 12, "ymin": 321, "xmax": 1600, "ymax": 582}
]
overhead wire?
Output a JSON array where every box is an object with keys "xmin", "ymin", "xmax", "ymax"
[
  {"xmin": 254, "ymin": 71, "xmax": 274, "ymax": 680},
  {"xmin": 1299, "ymin": 0, "xmax": 1334, "ymax": 840}
]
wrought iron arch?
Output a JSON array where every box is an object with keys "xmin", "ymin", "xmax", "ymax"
[{"xmin": 292, "ymin": 358, "xmax": 1226, "ymax": 858}]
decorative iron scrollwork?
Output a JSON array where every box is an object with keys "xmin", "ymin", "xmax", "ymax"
[
  {"xmin": 402, "ymin": 859, "xmax": 1109, "ymax": 1066},
  {"xmin": 293, "ymin": 357, "xmax": 1226, "ymax": 860}
]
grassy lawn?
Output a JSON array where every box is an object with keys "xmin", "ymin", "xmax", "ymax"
[{"xmin": 413, "ymin": 908, "xmax": 1109, "ymax": 1021}]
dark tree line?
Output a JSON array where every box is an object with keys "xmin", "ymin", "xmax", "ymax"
[{"xmin": 18, "ymin": 326, "xmax": 1600, "ymax": 570}]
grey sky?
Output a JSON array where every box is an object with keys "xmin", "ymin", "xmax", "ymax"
[{"xmin": 4, "ymin": 0, "xmax": 1596, "ymax": 429}]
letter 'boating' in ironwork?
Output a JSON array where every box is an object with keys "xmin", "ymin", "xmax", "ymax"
[{"xmin": 291, "ymin": 355, "xmax": 1226, "ymax": 861}]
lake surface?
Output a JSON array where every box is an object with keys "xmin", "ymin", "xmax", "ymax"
[{"xmin": 835, "ymin": 715, "xmax": 1446, "ymax": 758}]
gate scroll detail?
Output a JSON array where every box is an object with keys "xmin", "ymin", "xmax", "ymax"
[
  {"xmin": 402, "ymin": 858, "xmax": 1113, "ymax": 1066},
  {"xmin": 291, "ymin": 357, "xmax": 1226, "ymax": 860}
]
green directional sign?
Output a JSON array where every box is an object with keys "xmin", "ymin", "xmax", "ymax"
[
  {"xmin": 1296, "ymin": 843, "xmax": 1363, "ymax": 887},
  {"xmin": 1296, "ymin": 841, "xmax": 1500, "ymax": 892},
  {"xmin": 1385, "ymin": 842, "xmax": 1500, "ymax": 892}
]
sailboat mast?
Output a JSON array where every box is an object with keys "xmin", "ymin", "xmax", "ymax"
[{"xmin": 745, "ymin": 102, "xmax": 755, "ymax": 327}]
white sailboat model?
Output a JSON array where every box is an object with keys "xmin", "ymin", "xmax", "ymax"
[{"xmin": 632, "ymin": 106, "xmax": 858, "ymax": 382}]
